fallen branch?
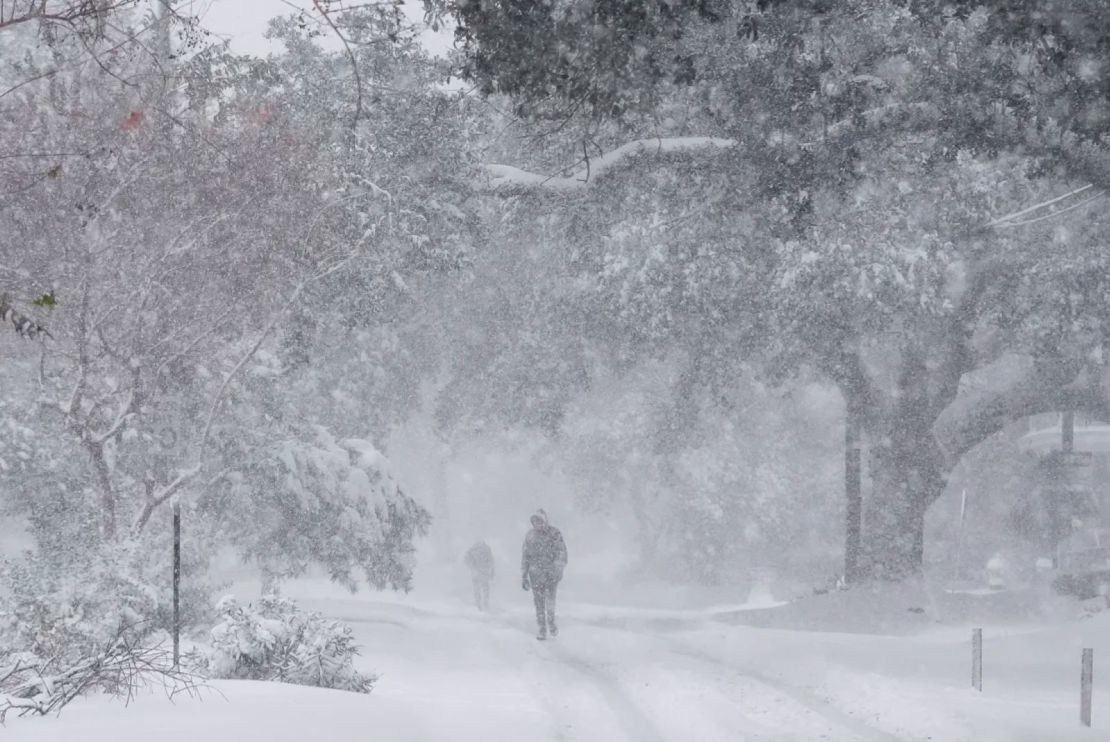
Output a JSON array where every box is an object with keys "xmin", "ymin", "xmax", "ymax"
[{"xmin": 0, "ymin": 625, "xmax": 206, "ymax": 724}]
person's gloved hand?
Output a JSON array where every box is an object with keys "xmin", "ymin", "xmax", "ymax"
[{"xmin": 521, "ymin": 576, "xmax": 530, "ymax": 591}]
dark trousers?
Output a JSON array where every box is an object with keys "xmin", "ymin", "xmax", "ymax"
[
  {"xmin": 472, "ymin": 576, "xmax": 490, "ymax": 611},
  {"xmin": 531, "ymin": 579, "xmax": 558, "ymax": 631}
]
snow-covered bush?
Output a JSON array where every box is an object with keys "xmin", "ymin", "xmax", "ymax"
[
  {"xmin": 208, "ymin": 427, "xmax": 430, "ymax": 592},
  {"xmin": 0, "ymin": 539, "xmax": 217, "ymax": 663},
  {"xmin": 196, "ymin": 596, "xmax": 375, "ymax": 693}
]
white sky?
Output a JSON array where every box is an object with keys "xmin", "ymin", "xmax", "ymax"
[{"xmin": 191, "ymin": 0, "xmax": 453, "ymax": 57}]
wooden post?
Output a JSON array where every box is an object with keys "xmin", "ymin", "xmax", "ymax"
[
  {"xmin": 844, "ymin": 401, "xmax": 862, "ymax": 583},
  {"xmin": 1081, "ymin": 648, "xmax": 1093, "ymax": 727},
  {"xmin": 972, "ymin": 628, "xmax": 983, "ymax": 691},
  {"xmin": 173, "ymin": 502, "xmax": 181, "ymax": 668},
  {"xmin": 1063, "ymin": 410, "xmax": 1075, "ymax": 453}
]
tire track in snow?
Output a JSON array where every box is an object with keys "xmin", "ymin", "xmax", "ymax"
[
  {"xmin": 328, "ymin": 597, "xmax": 897, "ymax": 740},
  {"xmin": 661, "ymin": 639, "xmax": 902, "ymax": 742},
  {"xmin": 334, "ymin": 602, "xmax": 572, "ymax": 740},
  {"xmin": 485, "ymin": 618, "xmax": 575, "ymax": 742},
  {"xmin": 544, "ymin": 641, "xmax": 669, "ymax": 742},
  {"xmin": 499, "ymin": 616, "xmax": 669, "ymax": 742},
  {"xmin": 569, "ymin": 608, "xmax": 901, "ymax": 739}
]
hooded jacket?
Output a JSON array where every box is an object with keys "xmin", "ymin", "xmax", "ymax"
[
  {"xmin": 465, "ymin": 541, "xmax": 495, "ymax": 578},
  {"xmin": 521, "ymin": 510, "xmax": 567, "ymax": 584}
]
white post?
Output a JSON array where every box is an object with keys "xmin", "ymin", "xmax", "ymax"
[{"xmin": 954, "ymin": 488, "xmax": 968, "ymax": 579}]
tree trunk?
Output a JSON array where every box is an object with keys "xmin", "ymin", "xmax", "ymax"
[
  {"xmin": 85, "ymin": 440, "xmax": 117, "ymax": 542},
  {"xmin": 858, "ymin": 426, "xmax": 947, "ymax": 580}
]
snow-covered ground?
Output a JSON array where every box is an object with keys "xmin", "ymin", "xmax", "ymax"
[{"xmin": 5, "ymin": 572, "xmax": 1108, "ymax": 741}]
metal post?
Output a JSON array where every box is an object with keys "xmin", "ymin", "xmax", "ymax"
[
  {"xmin": 173, "ymin": 502, "xmax": 181, "ymax": 668},
  {"xmin": 972, "ymin": 628, "xmax": 983, "ymax": 691},
  {"xmin": 845, "ymin": 401, "xmax": 862, "ymax": 583},
  {"xmin": 1082, "ymin": 648, "xmax": 1094, "ymax": 727},
  {"xmin": 1063, "ymin": 410, "xmax": 1075, "ymax": 454}
]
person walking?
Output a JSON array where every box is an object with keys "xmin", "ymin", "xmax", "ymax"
[
  {"xmin": 464, "ymin": 539, "xmax": 495, "ymax": 612},
  {"xmin": 521, "ymin": 509, "xmax": 567, "ymax": 640}
]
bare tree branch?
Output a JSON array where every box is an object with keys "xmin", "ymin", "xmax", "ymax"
[
  {"xmin": 0, "ymin": 623, "xmax": 206, "ymax": 723},
  {"xmin": 312, "ymin": 0, "xmax": 363, "ymax": 127},
  {"xmin": 131, "ymin": 463, "xmax": 201, "ymax": 534}
]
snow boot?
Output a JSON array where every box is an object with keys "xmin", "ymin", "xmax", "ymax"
[
  {"xmin": 549, "ymin": 622, "xmax": 558, "ymax": 637},
  {"xmin": 536, "ymin": 626, "xmax": 547, "ymax": 641}
]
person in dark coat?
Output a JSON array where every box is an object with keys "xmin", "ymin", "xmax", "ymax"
[
  {"xmin": 521, "ymin": 509, "xmax": 567, "ymax": 640},
  {"xmin": 464, "ymin": 539, "xmax": 495, "ymax": 612}
]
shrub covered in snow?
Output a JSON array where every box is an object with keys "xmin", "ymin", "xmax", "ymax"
[
  {"xmin": 196, "ymin": 596, "xmax": 375, "ymax": 693},
  {"xmin": 1, "ymin": 549, "xmax": 193, "ymax": 664},
  {"xmin": 207, "ymin": 426, "xmax": 430, "ymax": 592},
  {"xmin": 0, "ymin": 539, "xmax": 217, "ymax": 663}
]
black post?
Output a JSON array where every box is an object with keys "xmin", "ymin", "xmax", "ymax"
[
  {"xmin": 1082, "ymin": 648, "xmax": 1094, "ymax": 727},
  {"xmin": 972, "ymin": 627, "xmax": 983, "ymax": 691},
  {"xmin": 173, "ymin": 502, "xmax": 181, "ymax": 668},
  {"xmin": 845, "ymin": 401, "xmax": 862, "ymax": 583},
  {"xmin": 1063, "ymin": 410, "xmax": 1075, "ymax": 454}
]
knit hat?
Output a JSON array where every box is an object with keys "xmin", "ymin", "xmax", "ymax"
[{"xmin": 530, "ymin": 509, "xmax": 548, "ymax": 526}]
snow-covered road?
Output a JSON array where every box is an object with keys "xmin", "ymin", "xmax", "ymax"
[
  {"xmin": 5, "ymin": 580, "xmax": 1107, "ymax": 741},
  {"xmin": 338, "ymin": 597, "xmax": 895, "ymax": 742},
  {"xmin": 298, "ymin": 584, "xmax": 1105, "ymax": 742}
]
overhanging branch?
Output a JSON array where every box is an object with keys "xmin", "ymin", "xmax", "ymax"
[
  {"xmin": 933, "ymin": 354, "xmax": 1108, "ymax": 464},
  {"xmin": 479, "ymin": 101, "xmax": 941, "ymax": 194},
  {"xmin": 484, "ymin": 137, "xmax": 736, "ymax": 193}
]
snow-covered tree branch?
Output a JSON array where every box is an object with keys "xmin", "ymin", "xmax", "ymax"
[{"xmin": 479, "ymin": 102, "xmax": 941, "ymax": 194}]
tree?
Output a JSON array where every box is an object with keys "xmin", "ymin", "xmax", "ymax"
[
  {"xmin": 447, "ymin": 0, "xmax": 1110, "ymax": 579},
  {"xmin": 235, "ymin": 9, "xmax": 481, "ymax": 439},
  {"xmin": 1, "ymin": 1, "xmax": 150, "ymax": 33},
  {"xmin": 2, "ymin": 6, "xmax": 473, "ymax": 618},
  {"xmin": 558, "ymin": 361, "xmax": 843, "ymax": 584},
  {"xmin": 0, "ymin": 1, "xmax": 202, "ymax": 340}
]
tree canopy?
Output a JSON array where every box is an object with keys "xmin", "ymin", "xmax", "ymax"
[{"xmin": 441, "ymin": 0, "xmax": 1110, "ymax": 578}]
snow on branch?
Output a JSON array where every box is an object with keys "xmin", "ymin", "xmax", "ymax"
[
  {"xmin": 483, "ymin": 137, "xmax": 736, "ymax": 193},
  {"xmin": 0, "ymin": 625, "xmax": 204, "ymax": 723},
  {"xmin": 986, "ymin": 184, "xmax": 1107, "ymax": 229},
  {"xmin": 480, "ymin": 102, "xmax": 942, "ymax": 194},
  {"xmin": 805, "ymin": 101, "xmax": 939, "ymax": 146},
  {"xmin": 933, "ymin": 354, "xmax": 1108, "ymax": 462},
  {"xmin": 131, "ymin": 463, "xmax": 201, "ymax": 535},
  {"xmin": 88, "ymin": 385, "xmax": 138, "ymax": 446},
  {"xmin": 0, "ymin": 1, "xmax": 131, "ymax": 34},
  {"xmin": 0, "ymin": 293, "xmax": 50, "ymax": 339}
]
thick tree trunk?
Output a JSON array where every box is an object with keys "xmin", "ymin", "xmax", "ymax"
[
  {"xmin": 858, "ymin": 425, "xmax": 947, "ymax": 580},
  {"xmin": 853, "ymin": 353, "xmax": 1107, "ymax": 581}
]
